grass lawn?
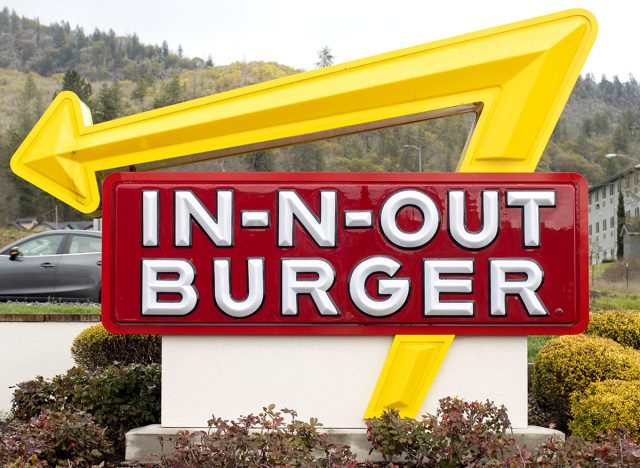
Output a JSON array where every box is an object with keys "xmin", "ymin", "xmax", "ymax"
[
  {"xmin": 0, "ymin": 228, "xmax": 29, "ymax": 249},
  {"xmin": 528, "ymin": 335, "xmax": 554, "ymax": 363},
  {"xmin": 591, "ymin": 289, "xmax": 640, "ymax": 311},
  {"xmin": 0, "ymin": 301, "xmax": 100, "ymax": 314}
]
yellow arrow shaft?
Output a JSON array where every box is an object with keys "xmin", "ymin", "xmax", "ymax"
[{"xmin": 69, "ymin": 13, "xmax": 584, "ymax": 174}]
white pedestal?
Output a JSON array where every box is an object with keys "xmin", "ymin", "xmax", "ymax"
[{"xmin": 162, "ymin": 335, "xmax": 527, "ymax": 428}]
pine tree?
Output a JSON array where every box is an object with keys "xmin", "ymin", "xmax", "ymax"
[
  {"xmin": 315, "ymin": 46, "xmax": 334, "ymax": 68},
  {"xmin": 94, "ymin": 81, "xmax": 123, "ymax": 123},
  {"xmin": 60, "ymin": 69, "xmax": 92, "ymax": 102},
  {"xmin": 153, "ymin": 74, "xmax": 184, "ymax": 108},
  {"xmin": 618, "ymin": 191, "xmax": 625, "ymax": 259},
  {"xmin": 247, "ymin": 151, "xmax": 274, "ymax": 171}
]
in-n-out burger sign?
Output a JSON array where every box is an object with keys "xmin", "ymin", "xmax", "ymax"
[{"xmin": 102, "ymin": 172, "xmax": 588, "ymax": 335}]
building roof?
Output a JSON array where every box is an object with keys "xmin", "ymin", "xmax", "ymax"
[{"xmin": 589, "ymin": 165, "xmax": 640, "ymax": 192}]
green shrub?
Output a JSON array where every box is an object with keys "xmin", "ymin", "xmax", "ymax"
[
  {"xmin": 11, "ymin": 363, "xmax": 161, "ymax": 457},
  {"xmin": 569, "ymin": 379, "xmax": 640, "ymax": 441},
  {"xmin": 161, "ymin": 404, "xmax": 356, "ymax": 466},
  {"xmin": 71, "ymin": 323, "xmax": 161, "ymax": 369},
  {"xmin": 531, "ymin": 334, "xmax": 640, "ymax": 428},
  {"xmin": 514, "ymin": 427, "xmax": 640, "ymax": 467},
  {"xmin": 366, "ymin": 397, "xmax": 513, "ymax": 466},
  {"xmin": 586, "ymin": 310, "xmax": 640, "ymax": 350},
  {"xmin": 0, "ymin": 410, "xmax": 112, "ymax": 466},
  {"xmin": 9, "ymin": 376, "xmax": 56, "ymax": 422}
]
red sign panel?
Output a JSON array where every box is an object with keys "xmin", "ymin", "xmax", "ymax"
[{"xmin": 102, "ymin": 172, "xmax": 588, "ymax": 335}]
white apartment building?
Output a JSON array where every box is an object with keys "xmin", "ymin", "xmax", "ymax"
[{"xmin": 588, "ymin": 165, "xmax": 640, "ymax": 263}]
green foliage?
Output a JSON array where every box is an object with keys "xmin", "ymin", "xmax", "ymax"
[
  {"xmin": 586, "ymin": 310, "xmax": 640, "ymax": 349},
  {"xmin": 11, "ymin": 363, "xmax": 161, "ymax": 456},
  {"xmin": 71, "ymin": 323, "xmax": 161, "ymax": 369},
  {"xmin": 527, "ymin": 335, "xmax": 553, "ymax": 363},
  {"xmin": 590, "ymin": 289, "xmax": 640, "ymax": 312},
  {"xmin": 366, "ymin": 397, "xmax": 513, "ymax": 466},
  {"xmin": 153, "ymin": 73, "xmax": 185, "ymax": 108},
  {"xmin": 0, "ymin": 9, "xmax": 202, "ymax": 80},
  {"xmin": 94, "ymin": 80, "xmax": 124, "ymax": 123},
  {"xmin": 160, "ymin": 404, "xmax": 356, "ymax": 466},
  {"xmin": 618, "ymin": 191, "xmax": 625, "ymax": 258},
  {"xmin": 531, "ymin": 334, "xmax": 640, "ymax": 428},
  {"xmin": 569, "ymin": 380, "xmax": 640, "ymax": 441},
  {"xmin": 60, "ymin": 69, "xmax": 91, "ymax": 102},
  {"xmin": 512, "ymin": 427, "xmax": 640, "ymax": 467},
  {"xmin": 0, "ymin": 409, "xmax": 112, "ymax": 466}
]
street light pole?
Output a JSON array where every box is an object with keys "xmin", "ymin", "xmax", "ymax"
[
  {"xmin": 606, "ymin": 153, "xmax": 640, "ymax": 167},
  {"xmin": 402, "ymin": 144, "xmax": 422, "ymax": 172}
]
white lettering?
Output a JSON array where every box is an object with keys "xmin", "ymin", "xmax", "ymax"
[
  {"xmin": 281, "ymin": 259, "xmax": 339, "ymax": 316},
  {"xmin": 423, "ymin": 259, "xmax": 474, "ymax": 316},
  {"xmin": 349, "ymin": 256, "xmax": 409, "ymax": 317},
  {"xmin": 213, "ymin": 258, "xmax": 264, "ymax": 318},
  {"xmin": 174, "ymin": 190, "xmax": 233, "ymax": 247},
  {"xmin": 141, "ymin": 259, "xmax": 197, "ymax": 316},
  {"xmin": 490, "ymin": 259, "xmax": 547, "ymax": 316},
  {"xmin": 448, "ymin": 191, "xmax": 499, "ymax": 249}
]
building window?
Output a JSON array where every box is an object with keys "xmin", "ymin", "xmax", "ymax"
[
  {"xmin": 595, "ymin": 191, "xmax": 599, "ymax": 202},
  {"xmin": 610, "ymin": 185, "xmax": 614, "ymax": 196},
  {"xmin": 589, "ymin": 193, "xmax": 593, "ymax": 204},
  {"xmin": 636, "ymin": 207, "xmax": 640, "ymax": 217},
  {"xmin": 589, "ymin": 225, "xmax": 592, "ymax": 235},
  {"xmin": 603, "ymin": 219, "xmax": 607, "ymax": 230},
  {"xmin": 611, "ymin": 216, "xmax": 615, "ymax": 227},
  {"xmin": 596, "ymin": 222, "xmax": 600, "ymax": 233}
]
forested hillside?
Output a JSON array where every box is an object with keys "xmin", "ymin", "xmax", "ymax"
[{"xmin": 0, "ymin": 9, "xmax": 638, "ymax": 223}]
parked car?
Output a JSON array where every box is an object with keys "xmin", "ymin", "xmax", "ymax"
[{"xmin": 0, "ymin": 230, "xmax": 101, "ymax": 302}]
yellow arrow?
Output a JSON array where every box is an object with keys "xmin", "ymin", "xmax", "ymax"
[{"xmin": 11, "ymin": 9, "xmax": 596, "ymax": 215}]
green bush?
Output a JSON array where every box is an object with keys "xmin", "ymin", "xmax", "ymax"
[
  {"xmin": 11, "ymin": 363, "xmax": 161, "ymax": 456},
  {"xmin": 586, "ymin": 310, "xmax": 640, "ymax": 350},
  {"xmin": 161, "ymin": 404, "xmax": 356, "ymax": 466},
  {"xmin": 515, "ymin": 427, "xmax": 640, "ymax": 467},
  {"xmin": 569, "ymin": 379, "xmax": 640, "ymax": 441},
  {"xmin": 366, "ymin": 397, "xmax": 513, "ymax": 466},
  {"xmin": 0, "ymin": 410, "xmax": 112, "ymax": 466},
  {"xmin": 71, "ymin": 323, "xmax": 161, "ymax": 369},
  {"xmin": 531, "ymin": 334, "xmax": 640, "ymax": 428}
]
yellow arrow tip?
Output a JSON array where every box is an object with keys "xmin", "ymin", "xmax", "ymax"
[{"xmin": 10, "ymin": 91, "xmax": 100, "ymax": 214}]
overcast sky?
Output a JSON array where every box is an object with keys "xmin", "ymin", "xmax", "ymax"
[{"xmin": 1, "ymin": 1, "xmax": 637, "ymax": 80}]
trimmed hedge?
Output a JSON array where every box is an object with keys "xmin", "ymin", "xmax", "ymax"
[
  {"xmin": 586, "ymin": 310, "xmax": 640, "ymax": 350},
  {"xmin": 71, "ymin": 323, "xmax": 161, "ymax": 369},
  {"xmin": 531, "ymin": 334, "xmax": 640, "ymax": 427},
  {"xmin": 570, "ymin": 379, "xmax": 640, "ymax": 441}
]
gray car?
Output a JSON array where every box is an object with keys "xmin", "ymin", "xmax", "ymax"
[{"xmin": 0, "ymin": 230, "xmax": 102, "ymax": 302}]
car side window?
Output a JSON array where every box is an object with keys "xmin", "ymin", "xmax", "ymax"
[
  {"xmin": 68, "ymin": 235, "xmax": 102, "ymax": 254},
  {"xmin": 13, "ymin": 234, "xmax": 65, "ymax": 257}
]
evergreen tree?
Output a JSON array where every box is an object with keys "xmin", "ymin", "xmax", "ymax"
[
  {"xmin": 94, "ymin": 81, "xmax": 123, "ymax": 123},
  {"xmin": 153, "ymin": 74, "xmax": 184, "ymax": 108},
  {"xmin": 315, "ymin": 46, "xmax": 334, "ymax": 68},
  {"xmin": 618, "ymin": 191, "xmax": 625, "ymax": 259},
  {"xmin": 60, "ymin": 69, "xmax": 92, "ymax": 102},
  {"xmin": 247, "ymin": 151, "xmax": 274, "ymax": 171}
]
